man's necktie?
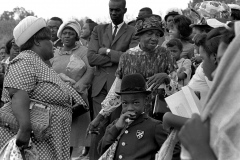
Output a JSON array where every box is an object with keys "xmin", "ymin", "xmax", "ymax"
[{"xmin": 112, "ymin": 25, "xmax": 118, "ymax": 41}]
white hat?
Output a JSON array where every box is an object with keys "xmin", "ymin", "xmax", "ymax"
[
  {"xmin": 13, "ymin": 16, "xmax": 46, "ymax": 46},
  {"xmin": 207, "ymin": 18, "xmax": 230, "ymax": 28},
  {"xmin": 228, "ymin": 4, "xmax": 240, "ymax": 10},
  {"xmin": 57, "ymin": 20, "xmax": 81, "ymax": 39}
]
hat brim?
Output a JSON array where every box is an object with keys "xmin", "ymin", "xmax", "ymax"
[
  {"xmin": 164, "ymin": 13, "xmax": 179, "ymax": 21},
  {"xmin": 116, "ymin": 90, "xmax": 151, "ymax": 95},
  {"xmin": 14, "ymin": 17, "xmax": 46, "ymax": 46},
  {"xmin": 190, "ymin": 24, "xmax": 209, "ymax": 28},
  {"xmin": 206, "ymin": 18, "xmax": 228, "ymax": 28},
  {"xmin": 135, "ymin": 28, "xmax": 164, "ymax": 37}
]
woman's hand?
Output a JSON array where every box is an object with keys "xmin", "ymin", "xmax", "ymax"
[
  {"xmin": 16, "ymin": 128, "xmax": 31, "ymax": 148},
  {"xmin": 147, "ymin": 73, "xmax": 170, "ymax": 91},
  {"xmin": 59, "ymin": 73, "xmax": 76, "ymax": 85},
  {"xmin": 178, "ymin": 114, "xmax": 216, "ymax": 160},
  {"xmin": 163, "ymin": 112, "xmax": 188, "ymax": 132},
  {"xmin": 86, "ymin": 114, "xmax": 104, "ymax": 135},
  {"xmin": 162, "ymin": 112, "xmax": 173, "ymax": 132},
  {"xmin": 115, "ymin": 111, "xmax": 136, "ymax": 130}
]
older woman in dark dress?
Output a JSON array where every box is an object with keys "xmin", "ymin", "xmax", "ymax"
[{"xmin": 89, "ymin": 14, "xmax": 178, "ymax": 141}]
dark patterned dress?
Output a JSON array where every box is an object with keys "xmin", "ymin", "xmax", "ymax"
[
  {"xmin": 116, "ymin": 45, "xmax": 178, "ymax": 114},
  {"xmin": 0, "ymin": 50, "xmax": 86, "ymax": 160},
  {"xmin": 116, "ymin": 45, "xmax": 176, "ymax": 79}
]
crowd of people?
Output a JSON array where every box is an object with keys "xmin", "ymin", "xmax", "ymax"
[{"xmin": 0, "ymin": 0, "xmax": 240, "ymax": 159}]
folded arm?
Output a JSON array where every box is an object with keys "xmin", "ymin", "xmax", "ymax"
[{"xmin": 87, "ymin": 27, "xmax": 112, "ymax": 67}]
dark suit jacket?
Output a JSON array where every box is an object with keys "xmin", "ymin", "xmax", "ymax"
[
  {"xmin": 87, "ymin": 23, "xmax": 138, "ymax": 97},
  {"xmin": 98, "ymin": 114, "xmax": 180, "ymax": 160}
]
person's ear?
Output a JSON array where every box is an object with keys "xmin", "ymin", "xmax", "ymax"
[
  {"xmin": 33, "ymin": 38, "xmax": 41, "ymax": 47},
  {"xmin": 124, "ymin": 8, "xmax": 127, "ymax": 14}
]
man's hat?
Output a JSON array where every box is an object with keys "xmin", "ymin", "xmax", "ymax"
[
  {"xmin": 135, "ymin": 14, "xmax": 164, "ymax": 37},
  {"xmin": 116, "ymin": 73, "xmax": 151, "ymax": 95}
]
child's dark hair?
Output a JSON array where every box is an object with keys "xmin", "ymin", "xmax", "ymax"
[
  {"xmin": 173, "ymin": 15, "xmax": 192, "ymax": 41},
  {"xmin": 166, "ymin": 38, "xmax": 183, "ymax": 51},
  {"xmin": 231, "ymin": 9, "xmax": 240, "ymax": 20},
  {"xmin": 194, "ymin": 33, "xmax": 221, "ymax": 57}
]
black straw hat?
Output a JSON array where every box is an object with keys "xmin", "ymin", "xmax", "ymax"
[{"xmin": 116, "ymin": 73, "xmax": 151, "ymax": 95}]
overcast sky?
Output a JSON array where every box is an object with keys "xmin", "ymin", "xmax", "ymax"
[{"xmin": 0, "ymin": 0, "xmax": 190, "ymax": 22}]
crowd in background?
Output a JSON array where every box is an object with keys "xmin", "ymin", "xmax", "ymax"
[{"xmin": 0, "ymin": 0, "xmax": 240, "ymax": 160}]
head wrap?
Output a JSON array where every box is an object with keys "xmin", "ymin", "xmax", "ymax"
[{"xmin": 57, "ymin": 20, "xmax": 81, "ymax": 38}]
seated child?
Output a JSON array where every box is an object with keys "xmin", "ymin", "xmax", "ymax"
[
  {"xmin": 98, "ymin": 73, "xmax": 180, "ymax": 160},
  {"xmin": 166, "ymin": 38, "xmax": 191, "ymax": 89}
]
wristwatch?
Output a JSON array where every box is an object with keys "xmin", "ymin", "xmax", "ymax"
[{"xmin": 106, "ymin": 49, "xmax": 111, "ymax": 55}]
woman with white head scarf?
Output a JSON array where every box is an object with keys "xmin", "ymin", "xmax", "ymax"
[{"xmin": 50, "ymin": 19, "xmax": 94, "ymax": 157}]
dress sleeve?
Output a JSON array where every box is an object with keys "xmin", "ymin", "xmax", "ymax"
[
  {"xmin": 99, "ymin": 77, "xmax": 122, "ymax": 117},
  {"xmin": 115, "ymin": 53, "xmax": 125, "ymax": 79},
  {"xmin": 182, "ymin": 59, "xmax": 192, "ymax": 82},
  {"xmin": 4, "ymin": 58, "xmax": 36, "ymax": 94}
]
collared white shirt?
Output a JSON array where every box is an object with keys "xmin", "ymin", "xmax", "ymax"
[{"xmin": 111, "ymin": 21, "xmax": 124, "ymax": 35}]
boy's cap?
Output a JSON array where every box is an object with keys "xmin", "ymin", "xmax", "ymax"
[{"xmin": 116, "ymin": 73, "xmax": 151, "ymax": 95}]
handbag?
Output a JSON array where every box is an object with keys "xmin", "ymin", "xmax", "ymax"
[
  {"xmin": 0, "ymin": 136, "xmax": 39, "ymax": 160},
  {"xmin": 155, "ymin": 130, "xmax": 178, "ymax": 160},
  {"xmin": 98, "ymin": 141, "xmax": 118, "ymax": 160},
  {"xmin": 0, "ymin": 99, "xmax": 51, "ymax": 141},
  {"xmin": 98, "ymin": 127, "xmax": 127, "ymax": 160}
]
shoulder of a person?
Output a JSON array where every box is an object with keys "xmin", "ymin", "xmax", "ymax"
[
  {"xmin": 147, "ymin": 116, "xmax": 161, "ymax": 124},
  {"xmin": 76, "ymin": 45, "xmax": 88, "ymax": 52},
  {"xmin": 12, "ymin": 51, "xmax": 35, "ymax": 63},
  {"xmin": 8, "ymin": 51, "xmax": 37, "ymax": 71},
  {"xmin": 95, "ymin": 23, "xmax": 109, "ymax": 30},
  {"xmin": 125, "ymin": 24, "xmax": 136, "ymax": 32},
  {"xmin": 75, "ymin": 45, "xmax": 88, "ymax": 58}
]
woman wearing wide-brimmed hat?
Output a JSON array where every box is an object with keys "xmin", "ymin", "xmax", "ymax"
[{"xmin": 88, "ymin": 15, "xmax": 179, "ymax": 147}]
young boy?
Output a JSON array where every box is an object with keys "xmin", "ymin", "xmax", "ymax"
[
  {"xmin": 98, "ymin": 73, "xmax": 180, "ymax": 160},
  {"xmin": 166, "ymin": 38, "xmax": 191, "ymax": 89}
]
